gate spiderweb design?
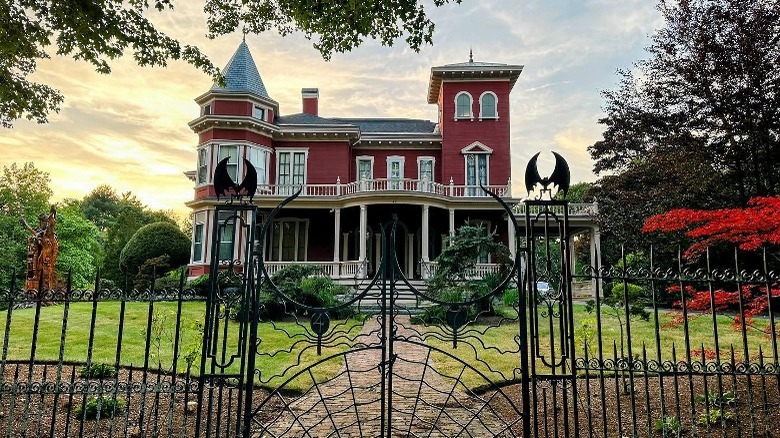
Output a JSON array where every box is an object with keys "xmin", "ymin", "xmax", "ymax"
[{"xmin": 251, "ymin": 316, "xmax": 522, "ymax": 437}]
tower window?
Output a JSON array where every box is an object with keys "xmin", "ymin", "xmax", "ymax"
[
  {"xmin": 480, "ymin": 92, "xmax": 498, "ymax": 119},
  {"xmin": 455, "ymin": 91, "xmax": 473, "ymax": 119},
  {"xmin": 455, "ymin": 92, "xmax": 473, "ymax": 119}
]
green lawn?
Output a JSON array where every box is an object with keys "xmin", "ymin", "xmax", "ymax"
[
  {"xmin": 1, "ymin": 302, "xmax": 774, "ymax": 392},
  {"xmin": 426, "ymin": 303, "xmax": 778, "ymax": 389},
  {"xmin": 0, "ymin": 302, "xmax": 362, "ymax": 391}
]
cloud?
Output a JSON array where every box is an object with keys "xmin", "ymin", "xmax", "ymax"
[{"xmin": 0, "ymin": 0, "xmax": 662, "ymax": 213}]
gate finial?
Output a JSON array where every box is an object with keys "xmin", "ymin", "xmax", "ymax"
[{"xmin": 524, "ymin": 151, "xmax": 570, "ymax": 199}]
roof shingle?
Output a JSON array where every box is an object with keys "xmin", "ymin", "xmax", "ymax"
[{"xmin": 211, "ymin": 41, "xmax": 270, "ymax": 98}]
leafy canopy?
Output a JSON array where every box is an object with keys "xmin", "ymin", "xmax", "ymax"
[
  {"xmin": 2, "ymin": 0, "xmax": 462, "ymax": 128},
  {"xmin": 587, "ymin": 0, "xmax": 780, "ymax": 260},
  {"xmin": 119, "ymin": 221, "xmax": 191, "ymax": 276}
]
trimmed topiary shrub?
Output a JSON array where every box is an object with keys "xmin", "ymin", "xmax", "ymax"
[{"xmin": 119, "ymin": 222, "xmax": 190, "ymax": 277}]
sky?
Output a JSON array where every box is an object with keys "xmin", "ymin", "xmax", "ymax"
[{"xmin": 0, "ymin": 0, "xmax": 663, "ymax": 216}]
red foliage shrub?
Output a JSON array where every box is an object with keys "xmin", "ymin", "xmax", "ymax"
[{"xmin": 643, "ymin": 196, "xmax": 780, "ymax": 259}]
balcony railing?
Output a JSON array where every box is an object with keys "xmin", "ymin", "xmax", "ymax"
[{"xmin": 255, "ymin": 178, "xmax": 511, "ymax": 198}]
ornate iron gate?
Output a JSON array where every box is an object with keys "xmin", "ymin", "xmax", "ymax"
[{"xmin": 198, "ymin": 187, "xmax": 544, "ymax": 437}]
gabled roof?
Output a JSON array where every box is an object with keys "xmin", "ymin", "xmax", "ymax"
[
  {"xmin": 427, "ymin": 58, "xmax": 524, "ymax": 103},
  {"xmin": 211, "ymin": 41, "xmax": 270, "ymax": 99}
]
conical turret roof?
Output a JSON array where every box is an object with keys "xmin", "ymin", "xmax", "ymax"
[{"xmin": 211, "ymin": 40, "xmax": 270, "ymax": 99}]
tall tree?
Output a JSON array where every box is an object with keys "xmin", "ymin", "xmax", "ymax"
[
  {"xmin": 0, "ymin": 162, "xmax": 52, "ymax": 286},
  {"xmin": 1, "ymin": 0, "xmax": 463, "ymax": 128},
  {"xmin": 81, "ymin": 185, "xmax": 143, "ymax": 232},
  {"xmin": 54, "ymin": 201, "xmax": 102, "ymax": 288},
  {"xmin": 101, "ymin": 205, "xmax": 176, "ymax": 284},
  {"xmin": 588, "ymin": 0, "xmax": 779, "ymax": 258}
]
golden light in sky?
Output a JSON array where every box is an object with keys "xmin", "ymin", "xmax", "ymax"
[{"xmin": 0, "ymin": 1, "xmax": 662, "ymax": 216}]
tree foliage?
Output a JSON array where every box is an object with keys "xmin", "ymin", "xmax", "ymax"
[
  {"xmin": 54, "ymin": 201, "xmax": 102, "ymax": 288},
  {"xmin": 588, "ymin": 0, "xmax": 780, "ymax": 257},
  {"xmin": 428, "ymin": 225, "xmax": 512, "ymax": 293},
  {"xmin": 643, "ymin": 196, "xmax": 780, "ymax": 259},
  {"xmin": 119, "ymin": 221, "xmax": 190, "ymax": 277},
  {"xmin": 0, "ymin": 162, "xmax": 52, "ymax": 285},
  {"xmin": 2, "ymin": 0, "xmax": 462, "ymax": 128},
  {"xmin": 101, "ymin": 202, "xmax": 176, "ymax": 283},
  {"xmin": 81, "ymin": 185, "xmax": 144, "ymax": 232}
]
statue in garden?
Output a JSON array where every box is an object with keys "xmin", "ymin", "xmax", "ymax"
[{"xmin": 20, "ymin": 205, "xmax": 58, "ymax": 291}]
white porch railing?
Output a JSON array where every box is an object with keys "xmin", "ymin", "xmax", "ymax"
[
  {"xmin": 420, "ymin": 261, "xmax": 501, "ymax": 280},
  {"xmin": 254, "ymin": 178, "xmax": 510, "ymax": 199},
  {"xmin": 264, "ymin": 261, "xmax": 335, "ymax": 277},
  {"xmin": 263, "ymin": 260, "xmax": 365, "ymax": 279}
]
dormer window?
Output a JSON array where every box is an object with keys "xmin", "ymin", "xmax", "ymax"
[
  {"xmin": 202, "ymin": 104, "xmax": 211, "ymax": 116},
  {"xmin": 253, "ymin": 105, "xmax": 265, "ymax": 121},
  {"xmin": 479, "ymin": 92, "xmax": 498, "ymax": 119},
  {"xmin": 455, "ymin": 92, "xmax": 473, "ymax": 119}
]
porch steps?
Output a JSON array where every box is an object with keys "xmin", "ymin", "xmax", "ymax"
[{"xmin": 336, "ymin": 279, "xmax": 434, "ymax": 314}]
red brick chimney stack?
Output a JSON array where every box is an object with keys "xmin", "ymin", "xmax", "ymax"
[{"xmin": 302, "ymin": 88, "xmax": 319, "ymax": 116}]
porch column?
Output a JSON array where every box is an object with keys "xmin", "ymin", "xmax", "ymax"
[
  {"xmin": 448, "ymin": 208, "xmax": 455, "ymax": 243},
  {"xmin": 507, "ymin": 214, "xmax": 516, "ymax": 259},
  {"xmin": 589, "ymin": 226, "xmax": 602, "ymax": 298},
  {"xmin": 359, "ymin": 204, "xmax": 367, "ymax": 278},
  {"xmin": 421, "ymin": 205, "xmax": 430, "ymax": 262},
  {"xmin": 333, "ymin": 208, "xmax": 341, "ymax": 277},
  {"xmin": 407, "ymin": 234, "xmax": 415, "ymax": 276}
]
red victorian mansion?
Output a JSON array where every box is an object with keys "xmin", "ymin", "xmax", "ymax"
[{"xmin": 185, "ymin": 41, "xmax": 599, "ymax": 281}]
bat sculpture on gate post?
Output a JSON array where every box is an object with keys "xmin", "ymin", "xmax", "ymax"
[
  {"xmin": 213, "ymin": 157, "xmax": 258, "ymax": 202},
  {"xmin": 524, "ymin": 151, "xmax": 571, "ymax": 199}
]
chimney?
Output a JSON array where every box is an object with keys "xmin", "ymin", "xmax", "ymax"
[{"xmin": 302, "ymin": 88, "xmax": 319, "ymax": 116}]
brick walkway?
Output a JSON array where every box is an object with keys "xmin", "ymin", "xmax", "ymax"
[{"xmin": 252, "ymin": 316, "xmax": 521, "ymax": 437}]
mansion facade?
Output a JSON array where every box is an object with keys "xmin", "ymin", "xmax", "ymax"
[{"xmin": 185, "ymin": 41, "xmax": 599, "ymax": 281}]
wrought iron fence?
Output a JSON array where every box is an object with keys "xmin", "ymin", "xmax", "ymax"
[
  {"xmin": 0, "ymin": 272, "xmax": 218, "ymax": 437},
  {"xmin": 0, "ymin": 243, "xmax": 778, "ymax": 436},
  {"xmin": 528, "ymin": 244, "xmax": 780, "ymax": 438}
]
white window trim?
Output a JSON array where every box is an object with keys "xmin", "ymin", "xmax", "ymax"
[
  {"xmin": 218, "ymin": 144, "xmax": 243, "ymax": 182},
  {"xmin": 269, "ymin": 218, "xmax": 310, "ymax": 261},
  {"xmin": 463, "ymin": 152, "xmax": 491, "ymax": 187},
  {"xmin": 253, "ymin": 104, "xmax": 266, "ymax": 121},
  {"xmin": 191, "ymin": 211, "xmax": 207, "ymax": 263},
  {"xmin": 216, "ymin": 210, "xmax": 238, "ymax": 262},
  {"xmin": 196, "ymin": 146, "xmax": 212, "ymax": 187},
  {"xmin": 355, "ymin": 155, "xmax": 375, "ymax": 180},
  {"xmin": 454, "ymin": 91, "xmax": 474, "ymax": 121},
  {"xmin": 387, "ymin": 155, "xmax": 406, "ymax": 185},
  {"xmin": 460, "ymin": 141, "xmax": 494, "ymax": 154},
  {"xmin": 275, "ymin": 148, "xmax": 309, "ymax": 187},
  {"xmin": 201, "ymin": 101, "xmax": 213, "ymax": 116},
  {"xmin": 417, "ymin": 156, "xmax": 435, "ymax": 192},
  {"xmin": 246, "ymin": 145, "xmax": 272, "ymax": 185},
  {"xmin": 417, "ymin": 156, "xmax": 435, "ymax": 179},
  {"xmin": 478, "ymin": 91, "xmax": 499, "ymax": 120}
]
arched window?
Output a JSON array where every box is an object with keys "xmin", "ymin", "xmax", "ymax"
[
  {"xmin": 455, "ymin": 92, "xmax": 473, "ymax": 119},
  {"xmin": 480, "ymin": 92, "xmax": 498, "ymax": 119}
]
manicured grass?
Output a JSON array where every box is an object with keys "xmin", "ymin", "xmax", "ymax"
[
  {"xmin": 426, "ymin": 303, "xmax": 778, "ymax": 389},
  {"xmin": 0, "ymin": 302, "xmax": 362, "ymax": 391}
]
